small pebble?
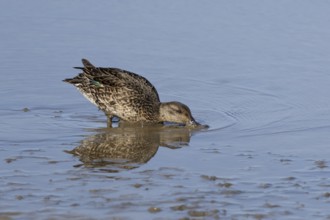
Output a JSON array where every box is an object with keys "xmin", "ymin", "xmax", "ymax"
[
  {"xmin": 22, "ymin": 107, "xmax": 30, "ymax": 112},
  {"xmin": 323, "ymin": 192, "xmax": 330, "ymax": 198},
  {"xmin": 148, "ymin": 207, "xmax": 162, "ymax": 213},
  {"xmin": 16, "ymin": 195, "xmax": 24, "ymax": 200}
]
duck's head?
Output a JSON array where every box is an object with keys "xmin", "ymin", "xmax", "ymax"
[{"xmin": 159, "ymin": 101, "xmax": 200, "ymax": 127}]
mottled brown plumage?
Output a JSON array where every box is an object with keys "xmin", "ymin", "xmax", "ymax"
[{"xmin": 63, "ymin": 59, "xmax": 199, "ymax": 127}]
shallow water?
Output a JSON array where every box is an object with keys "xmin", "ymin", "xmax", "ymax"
[{"xmin": 1, "ymin": 1, "xmax": 330, "ymax": 219}]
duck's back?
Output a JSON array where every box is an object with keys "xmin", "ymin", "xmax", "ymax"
[{"xmin": 64, "ymin": 59, "xmax": 161, "ymax": 122}]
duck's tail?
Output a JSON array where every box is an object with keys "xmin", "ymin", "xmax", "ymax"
[
  {"xmin": 73, "ymin": 58, "xmax": 95, "ymax": 70},
  {"xmin": 64, "ymin": 59, "xmax": 96, "ymax": 84},
  {"xmin": 82, "ymin": 59, "xmax": 94, "ymax": 68},
  {"xmin": 62, "ymin": 77, "xmax": 81, "ymax": 84}
]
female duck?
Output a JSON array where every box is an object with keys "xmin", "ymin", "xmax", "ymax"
[{"xmin": 63, "ymin": 59, "xmax": 200, "ymax": 127}]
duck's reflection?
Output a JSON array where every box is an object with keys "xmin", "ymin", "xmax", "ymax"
[{"xmin": 67, "ymin": 123, "xmax": 196, "ymax": 172}]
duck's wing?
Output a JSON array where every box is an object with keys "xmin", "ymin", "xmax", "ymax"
[
  {"xmin": 66, "ymin": 59, "xmax": 160, "ymax": 101},
  {"xmin": 74, "ymin": 59, "xmax": 160, "ymax": 102},
  {"xmin": 95, "ymin": 67, "xmax": 160, "ymax": 102},
  {"xmin": 64, "ymin": 59, "xmax": 161, "ymax": 120}
]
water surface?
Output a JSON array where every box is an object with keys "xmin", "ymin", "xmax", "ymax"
[{"xmin": 1, "ymin": 1, "xmax": 330, "ymax": 219}]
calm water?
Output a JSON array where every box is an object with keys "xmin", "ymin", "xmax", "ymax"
[{"xmin": 1, "ymin": 1, "xmax": 330, "ymax": 219}]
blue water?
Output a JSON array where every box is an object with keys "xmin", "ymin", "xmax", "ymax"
[{"xmin": 1, "ymin": 1, "xmax": 330, "ymax": 219}]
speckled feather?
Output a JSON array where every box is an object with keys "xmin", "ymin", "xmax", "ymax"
[
  {"xmin": 64, "ymin": 59, "xmax": 201, "ymax": 127},
  {"xmin": 64, "ymin": 59, "xmax": 161, "ymax": 122}
]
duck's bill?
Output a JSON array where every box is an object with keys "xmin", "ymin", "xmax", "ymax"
[{"xmin": 187, "ymin": 120, "xmax": 209, "ymax": 129}]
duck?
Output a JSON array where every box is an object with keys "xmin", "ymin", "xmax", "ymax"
[{"xmin": 63, "ymin": 59, "xmax": 200, "ymax": 127}]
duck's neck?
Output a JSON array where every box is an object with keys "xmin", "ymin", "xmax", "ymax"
[{"xmin": 158, "ymin": 102, "xmax": 167, "ymax": 122}]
